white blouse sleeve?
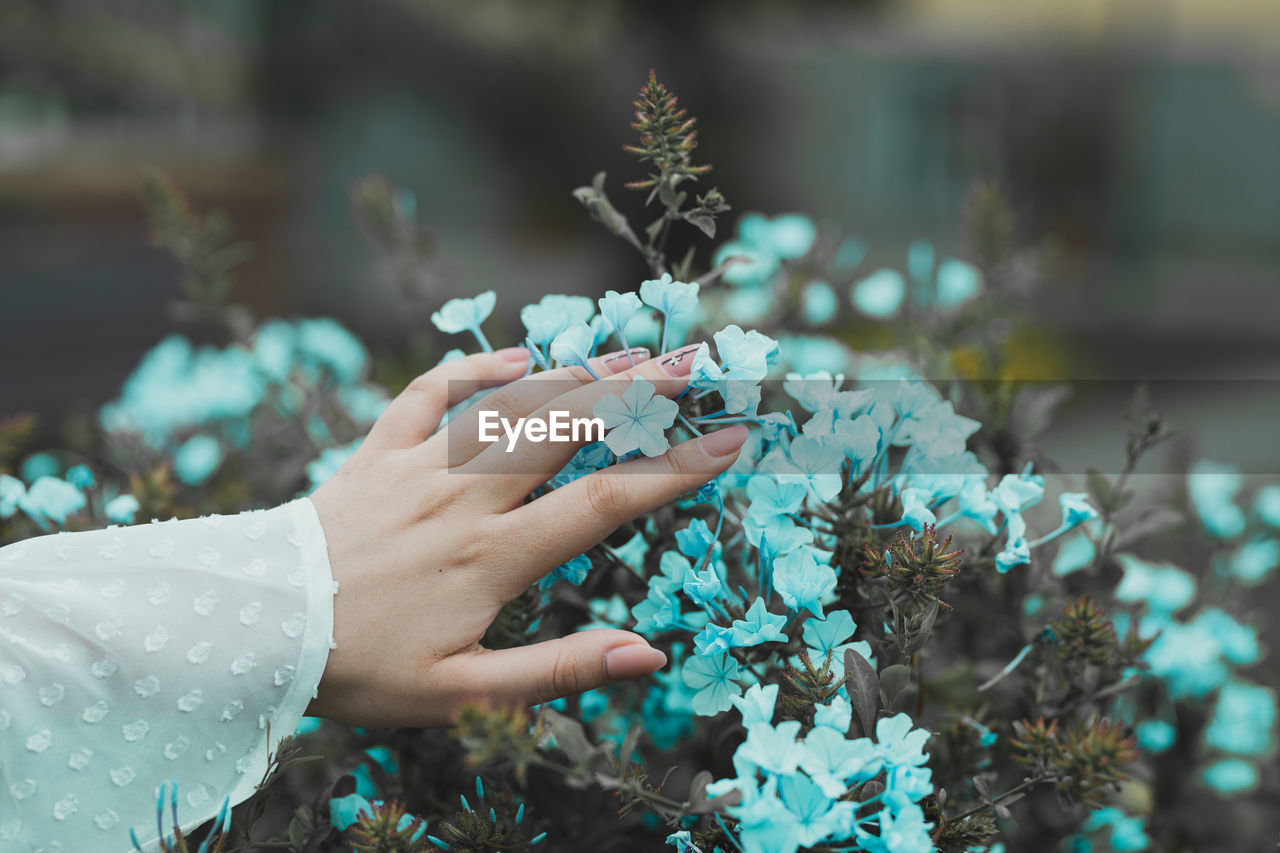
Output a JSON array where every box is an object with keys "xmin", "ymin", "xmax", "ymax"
[{"xmin": 0, "ymin": 498, "xmax": 336, "ymax": 852}]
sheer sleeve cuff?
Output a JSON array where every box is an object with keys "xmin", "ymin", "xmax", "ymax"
[{"xmin": 0, "ymin": 497, "xmax": 336, "ymax": 852}]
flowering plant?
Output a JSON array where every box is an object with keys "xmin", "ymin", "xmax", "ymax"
[{"xmin": 1, "ymin": 72, "xmax": 1275, "ymax": 852}]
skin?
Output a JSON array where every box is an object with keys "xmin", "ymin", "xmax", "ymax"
[{"xmin": 306, "ymin": 343, "xmax": 748, "ymax": 727}]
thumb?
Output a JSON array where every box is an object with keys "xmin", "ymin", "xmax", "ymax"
[{"xmin": 447, "ymin": 629, "xmax": 667, "ymax": 709}]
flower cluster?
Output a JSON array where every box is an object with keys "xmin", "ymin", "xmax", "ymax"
[{"xmin": 5, "ymin": 70, "xmax": 1276, "ymax": 853}]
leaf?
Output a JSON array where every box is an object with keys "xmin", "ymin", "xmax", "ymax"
[
  {"xmin": 858, "ymin": 780, "xmax": 885, "ymax": 802},
  {"xmin": 844, "ymin": 648, "xmax": 880, "ymax": 740},
  {"xmin": 879, "ymin": 664, "xmax": 912, "ymax": 710},
  {"xmin": 684, "ymin": 213, "xmax": 717, "ymax": 239},
  {"xmin": 572, "ymin": 172, "xmax": 642, "ymax": 249},
  {"xmin": 618, "ymin": 725, "xmax": 642, "ymax": 764},
  {"xmin": 973, "ymin": 776, "xmax": 993, "ymax": 800},
  {"xmin": 542, "ymin": 708, "xmax": 596, "ymax": 765},
  {"xmin": 901, "ymin": 599, "xmax": 940, "ymax": 655},
  {"xmin": 288, "ymin": 817, "xmax": 306, "ymax": 850},
  {"xmin": 657, "ymin": 178, "xmax": 679, "ymax": 208},
  {"xmin": 1116, "ymin": 507, "xmax": 1184, "ymax": 548},
  {"xmin": 1010, "ymin": 384, "xmax": 1071, "ymax": 440},
  {"xmin": 1086, "ymin": 468, "xmax": 1114, "ymax": 512},
  {"xmin": 686, "ymin": 770, "xmax": 713, "ymax": 811},
  {"xmin": 686, "ymin": 769, "xmax": 738, "ymax": 813}
]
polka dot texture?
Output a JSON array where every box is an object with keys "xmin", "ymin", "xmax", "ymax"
[{"xmin": 0, "ymin": 499, "xmax": 335, "ymax": 852}]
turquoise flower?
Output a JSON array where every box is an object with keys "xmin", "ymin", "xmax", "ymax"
[
  {"xmin": 173, "ymin": 435, "xmax": 223, "ymax": 486},
  {"xmin": 631, "ymin": 585, "xmax": 683, "ymax": 635},
  {"xmin": 1135, "ymin": 719, "xmax": 1175, "ymax": 753},
  {"xmin": 899, "ymin": 488, "xmax": 936, "ymax": 531},
  {"xmin": 801, "ymin": 281, "xmax": 838, "ymax": 325},
  {"xmin": 105, "ymin": 494, "xmax": 140, "ymax": 524},
  {"xmin": 296, "ymin": 317, "xmax": 368, "ymax": 381},
  {"xmin": 539, "ymin": 553, "xmax": 592, "ymax": 590},
  {"xmin": 778, "ymin": 772, "xmax": 854, "ymax": 848},
  {"xmin": 64, "ymin": 464, "xmax": 94, "ymax": 489},
  {"xmin": 640, "ymin": 273, "xmax": 700, "ymax": 317},
  {"xmin": 100, "ymin": 335, "xmax": 265, "ymax": 448},
  {"xmin": 770, "ymin": 436, "xmax": 843, "ymax": 503},
  {"xmin": 1204, "ymin": 680, "xmax": 1276, "ymax": 757},
  {"xmin": 773, "ymin": 549, "xmax": 837, "ymax": 617},
  {"xmin": 665, "ymin": 830, "xmax": 701, "ymax": 853},
  {"xmin": 1142, "ymin": 609, "xmax": 1258, "ymax": 699},
  {"xmin": 1188, "ymin": 460, "xmax": 1246, "ymax": 538},
  {"xmin": 736, "ymin": 719, "xmax": 807, "ymax": 775},
  {"xmin": 713, "ymin": 325, "xmax": 776, "ymax": 382},
  {"xmin": 1200, "ymin": 758, "xmax": 1258, "ymax": 793},
  {"xmin": 689, "ymin": 343, "xmax": 724, "ymax": 390},
  {"xmin": 639, "ymin": 273, "xmax": 700, "ymax": 351},
  {"xmin": 693, "ymin": 623, "xmax": 736, "ymax": 656},
  {"xmin": 1052, "ymin": 532, "xmax": 1095, "ymax": 576},
  {"xmin": 594, "ymin": 377, "xmax": 679, "ymax": 458},
  {"xmin": 730, "ymin": 683, "xmax": 779, "ymax": 726},
  {"xmin": 730, "ymin": 598, "xmax": 788, "ymax": 646},
  {"xmin": 675, "ymin": 518, "xmax": 718, "ymax": 559},
  {"xmin": 800, "ymin": 726, "xmax": 881, "ymax": 797},
  {"xmin": 995, "ymin": 535, "xmax": 1030, "ymax": 574},
  {"xmin": 329, "ymin": 793, "xmax": 373, "ymax": 831},
  {"xmin": 874, "ymin": 713, "xmax": 930, "ymax": 767},
  {"xmin": 1256, "ymin": 484, "xmax": 1280, "ymax": 527},
  {"xmin": 850, "ymin": 269, "xmax": 905, "ymax": 318},
  {"xmin": 520, "ymin": 294, "xmax": 595, "ymax": 346},
  {"xmin": 0, "ymin": 474, "xmax": 25, "ymax": 518},
  {"xmin": 431, "ymin": 290, "xmax": 496, "ymax": 350},
  {"xmin": 598, "ymin": 290, "xmax": 643, "ymax": 342},
  {"xmin": 829, "ymin": 415, "xmax": 880, "ymax": 471},
  {"xmin": 867, "ymin": 802, "xmax": 935, "ymax": 853},
  {"xmin": 1080, "ymin": 807, "xmax": 1150, "ymax": 853},
  {"xmin": 812, "ymin": 695, "xmax": 853, "ymax": 732},
  {"xmin": 801, "ymin": 610, "xmax": 856, "ymax": 657},
  {"xmin": 934, "ymin": 258, "xmax": 982, "ymax": 308},
  {"xmin": 682, "ymin": 653, "xmax": 742, "ymax": 715},
  {"xmin": 1114, "ymin": 554, "xmax": 1196, "ymax": 616},
  {"xmin": 1226, "ymin": 537, "xmax": 1278, "ymax": 584},
  {"xmin": 746, "ymin": 475, "xmax": 807, "ymax": 521},
  {"xmin": 883, "ymin": 763, "xmax": 934, "ymax": 812},
  {"xmin": 19, "ymin": 476, "xmax": 85, "ymax": 526},
  {"xmin": 991, "ymin": 469, "xmax": 1045, "ymax": 515},
  {"xmin": 20, "ymin": 452, "xmax": 61, "ymax": 483},
  {"xmin": 682, "ymin": 566, "xmax": 723, "ymax": 607},
  {"xmin": 549, "ymin": 322, "xmax": 599, "ymax": 376}
]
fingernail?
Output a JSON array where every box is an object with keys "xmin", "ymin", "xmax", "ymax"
[
  {"xmin": 496, "ymin": 347, "xmax": 530, "ymax": 362},
  {"xmin": 603, "ymin": 348, "xmax": 651, "ymax": 374},
  {"xmin": 699, "ymin": 425, "xmax": 749, "ymax": 458},
  {"xmin": 658, "ymin": 344, "xmax": 701, "ymax": 377},
  {"xmin": 603, "ymin": 643, "xmax": 667, "ymax": 680}
]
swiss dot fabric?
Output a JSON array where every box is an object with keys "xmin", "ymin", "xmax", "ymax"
[{"xmin": 0, "ymin": 498, "xmax": 336, "ymax": 852}]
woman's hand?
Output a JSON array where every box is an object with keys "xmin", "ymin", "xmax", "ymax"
[{"xmin": 306, "ymin": 344, "xmax": 747, "ymax": 726}]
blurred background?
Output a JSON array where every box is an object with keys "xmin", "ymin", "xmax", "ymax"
[{"xmin": 2, "ymin": 0, "xmax": 1279, "ymax": 471}]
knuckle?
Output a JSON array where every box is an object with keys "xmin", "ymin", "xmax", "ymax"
[
  {"xmin": 548, "ymin": 647, "xmax": 580, "ymax": 698},
  {"xmin": 404, "ymin": 373, "xmax": 444, "ymax": 401},
  {"xmin": 666, "ymin": 446, "xmax": 700, "ymax": 477},
  {"xmin": 584, "ymin": 474, "xmax": 628, "ymax": 518}
]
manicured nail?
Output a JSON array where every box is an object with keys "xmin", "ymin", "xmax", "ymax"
[
  {"xmin": 496, "ymin": 347, "xmax": 530, "ymax": 362},
  {"xmin": 699, "ymin": 425, "xmax": 749, "ymax": 458},
  {"xmin": 603, "ymin": 348, "xmax": 651, "ymax": 374},
  {"xmin": 603, "ymin": 643, "xmax": 667, "ymax": 680},
  {"xmin": 658, "ymin": 344, "xmax": 701, "ymax": 377}
]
